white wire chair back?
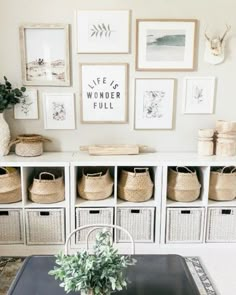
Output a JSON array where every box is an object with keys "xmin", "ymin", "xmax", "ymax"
[{"xmin": 64, "ymin": 224, "xmax": 135, "ymax": 255}]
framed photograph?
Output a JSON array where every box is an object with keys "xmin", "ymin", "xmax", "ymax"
[
  {"xmin": 43, "ymin": 93, "xmax": 75, "ymax": 129},
  {"xmin": 14, "ymin": 89, "xmax": 38, "ymax": 119},
  {"xmin": 136, "ymin": 19, "xmax": 197, "ymax": 71},
  {"xmin": 76, "ymin": 10, "xmax": 130, "ymax": 53},
  {"xmin": 183, "ymin": 77, "xmax": 216, "ymax": 114},
  {"xmin": 80, "ymin": 63, "xmax": 128, "ymax": 123},
  {"xmin": 19, "ymin": 24, "xmax": 70, "ymax": 86},
  {"xmin": 134, "ymin": 79, "xmax": 175, "ymax": 129}
]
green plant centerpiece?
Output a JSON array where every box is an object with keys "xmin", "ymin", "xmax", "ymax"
[
  {"xmin": 49, "ymin": 230, "xmax": 136, "ymax": 295},
  {"xmin": 0, "ymin": 76, "xmax": 26, "ymax": 113}
]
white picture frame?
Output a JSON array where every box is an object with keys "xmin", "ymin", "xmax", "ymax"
[
  {"xmin": 134, "ymin": 79, "xmax": 175, "ymax": 129},
  {"xmin": 183, "ymin": 77, "xmax": 216, "ymax": 114},
  {"xmin": 14, "ymin": 88, "xmax": 38, "ymax": 119},
  {"xmin": 19, "ymin": 24, "xmax": 70, "ymax": 86},
  {"xmin": 136, "ymin": 19, "xmax": 197, "ymax": 71},
  {"xmin": 80, "ymin": 63, "xmax": 128, "ymax": 123},
  {"xmin": 76, "ymin": 10, "xmax": 130, "ymax": 53},
  {"xmin": 43, "ymin": 92, "xmax": 75, "ymax": 129}
]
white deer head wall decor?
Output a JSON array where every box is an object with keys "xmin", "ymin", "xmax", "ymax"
[{"xmin": 204, "ymin": 25, "xmax": 231, "ymax": 65}]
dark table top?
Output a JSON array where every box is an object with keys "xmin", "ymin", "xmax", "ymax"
[{"xmin": 8, "ymin": 254, "xmax": 200, "ymax": 295}]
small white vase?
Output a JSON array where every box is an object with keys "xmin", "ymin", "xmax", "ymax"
[{"xmin": 0, "ymin": 112, "xmax": 10, "ymax": 156}]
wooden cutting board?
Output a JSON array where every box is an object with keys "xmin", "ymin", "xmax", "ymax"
[{"xmin": 80, "ymin": 144, "xmax": 146, "ymax": 155}]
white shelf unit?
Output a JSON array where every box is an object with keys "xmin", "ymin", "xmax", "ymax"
[
  {"xmin": 0, "ymin": 153, "xmax": 71, "ymax": 255},
  {"xmin": 1, "ymin": 152, "xmax": 236, "ymax": 255},
  {"xmin": 70, "ymin": 157, "xmax": 162, "ymax": 252},
  {"xmin": 161, "ymin": 160, "xmax": 236, "ymax": 246}
]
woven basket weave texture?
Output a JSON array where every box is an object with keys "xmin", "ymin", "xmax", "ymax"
[
  {"xmin": 209, "ymin": 167, "xmax": 236, "ymax": 201},
  {"xmin": 29, "ymin": 171, "xmax": 65, "ymax": 204},
  {"xmin": 167, "ymin": 167, "xmax": 201, "ymax": 202},
  {"xmin": 78, "ymin": 168, "xmax": 113, "ymax": 200},
  {"xmin": 0, "ymin": 167, "xmax": 21, "ymax": 203},
  {"xmin": 118, "ymin": 168, "xmax": 153, "ymax": 202}
]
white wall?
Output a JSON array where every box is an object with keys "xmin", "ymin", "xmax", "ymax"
[{"xmin": 0, "ymin": 0, "xmax": 236, "ymax": 152}]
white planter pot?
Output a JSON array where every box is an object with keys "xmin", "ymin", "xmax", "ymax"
[{"xmin": 0, "ymin": 112, "xmax": 10, "ymax": 156}]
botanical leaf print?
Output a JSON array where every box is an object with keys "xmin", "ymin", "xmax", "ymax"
[{"xmin": 90, "ymin": 23, "xmax": 114, "ymax": 38}]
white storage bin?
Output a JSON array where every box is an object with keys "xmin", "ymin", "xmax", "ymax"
[
  {"xmin": 206, "ymin": 207, "xmax": 236, "ymax": 242},
  {"xmin": 25, "ymin": 209, "xmax": 65, "ymax": 245},
  {"xmin": 116, "ymin": 208, "xmax": 155, "ymax": 243},
  {"xmin": 0, "ymin": 209, "xmax": 23, "ymax": 244},
  {"xmin": 166, "ymin": 208, "xmax": 205, "ymax": 243},
  {"xmin": 75, "ymin": 208, "xmax": 113, "ymax": 243}
]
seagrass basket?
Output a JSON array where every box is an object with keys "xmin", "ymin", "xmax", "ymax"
[
  {"xmin": 167, "ymin": 167, "xmax": 201, "ymax": 202},
  {"xmin": 78, "ymin": 168, "xmax": 113, "ymax": 200},
  {"xmin": 0, "ymin": 167, "xmax": 21, "ymax": 204},
  {"xmin": 29, "ymin": 171, "xmax": 65, "ymax": 204},
  {"xmin": 10, "ymin": 134, "xmax": 50, "ymax": 157},
  {"xmin": 209, "ymin": 166, "xmax": 236, "ymax": 201},
  {"xmin": 118, "ymin": 168, "xmax": 153, "ymax": 202}
]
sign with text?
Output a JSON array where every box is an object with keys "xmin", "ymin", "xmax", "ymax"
[{"xmin": 81, "ymin": 64, "xmax": 128, "ymax": 123}]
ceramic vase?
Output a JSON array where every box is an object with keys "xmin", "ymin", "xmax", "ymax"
[{"xmin": 0, "ymin": 112, "xmax": 10, "ymax": 156}]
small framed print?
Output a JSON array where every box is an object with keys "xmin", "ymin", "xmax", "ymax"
[
  {"xmin": 14, "ymin": 88, "xmax": 38, "ymax": 119},
  {"xmin": 136, "ymin": 19, "xmax": 197, "ymax": 71},
  {"xmin": 183, "ymin": 77, "xmax": 216, "ymax": 114},
  {"xmin": 76, "ymin": 10, "xmax": 130, "ymax": 53},
  {"xmin": 80, "ymin": 63, "xmax": 128, "ymax": 123},
  {"xmin": 43, "ymin": 92, "xmax": 75, "ymax": 129},
  {"xmin": 19, "ymin": 24, "xmax": 70, "ymax": 86},
  {"xmin": 134, "ymin": 79, "xmax": 175, "ymax": 129}
]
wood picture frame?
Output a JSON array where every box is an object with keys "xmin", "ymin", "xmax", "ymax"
[
  {"xmin": 80, "ymin": 63, "xmax": 128, "ymax": 123},
  {"xmin": 76, "ymin": 10, "xmax": 131, "ymax": 54},
  {"xmin": 19, "ymin": 23, "xmax": 70, "ymax": 86},
  {"xmin": 136, "ymin": 19, "xmax": 197, "ymax": 71},
  {"xmin": 134, "ymin": 78, "xmax": 175, "ymax": 129}
]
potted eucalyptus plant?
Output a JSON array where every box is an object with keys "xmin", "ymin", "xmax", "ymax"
[
  {"xmin": 49, "ymin": 230, "xmax": 136, "ymax": 295},
  {"xmin": 0, "ymin": 76, "xmax": 26, "ymax": 156}
]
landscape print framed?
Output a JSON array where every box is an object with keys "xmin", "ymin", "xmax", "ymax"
[
  {"xmin": 76, "ymin": 10, "xmax": 130, "ymax": 53},
  {"xmin": 80, "ymin": 63, "xmax": 128, "ymax": 123},
  {"xmin": 134, "ymin": 79, "xmax": 175, "ymax": 129},
  {"xmin": 19, "ymin": 24, "xmax": 70, "ymax": 86},
  {"xmin": 136, "ymin": 19, "xmax": 197, "ymax": 71},
  {"xmin": 43, "ymin": 92, "xmax": 75, "ymax": 129},
  {"xmin": 183, "ymin": 77, "xmax": 216, "ymax": 114}
]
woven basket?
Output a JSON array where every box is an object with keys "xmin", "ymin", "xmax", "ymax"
[
  {"xmin": 29, "ymin": 171, "xmax": 65, "ymax": 204},
  {"xmin": 118, "ymin": 168, "xmax": 153, "ymax": 202},
  {"xmin": 167, "ymin": 167, "xmax": 201, "ymax": 202},
  {"xmin": 10, "ymin": 134, "xmax": 50, "ymax": 157},
  {"xmin": 0, "ymin": 167, "xmax": 21, "ymax": 203},
  {"xmin": 209, "ymin": 166, "xmax": 236, "ymax": 201},
  {"xmin": 78, "ymin": 168, "xmax": 113, "ymax": 200}
]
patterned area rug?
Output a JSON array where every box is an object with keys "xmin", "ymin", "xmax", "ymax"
[{"xmin": 0, "ymin": 257, "xmax": 216, "ymax": 295}]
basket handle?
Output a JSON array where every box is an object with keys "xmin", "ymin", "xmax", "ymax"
[
  {"xmin": 86, "ymin": 172, "xmax": 102, "ymax": 178},
  {"xmin": 64, "ymin": 224, "xmax": 135, "ymax": 255},
  {"xmin": 176, "ymin": 166, "xmax": 194, "ymax": 174},
  {"xmin": 221, "ymin": 166, "xmax": 236, "ymax": 174},
  {"xmin": 0, "ymin": 167, "xmax": 9, "ymax": 174},
  {"xmin": 39, "ymin": 172, "xmax": 55, "ymax": 180},
  {"xmin": 134, "ymin": 167, "xmax": 148, "ymax": 176}
]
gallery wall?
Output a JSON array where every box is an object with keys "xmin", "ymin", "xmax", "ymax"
[{"xmin": 0, "ymin": 0, "xmax": 236, "ymax": 152}]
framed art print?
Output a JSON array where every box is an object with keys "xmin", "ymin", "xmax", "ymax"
[
  {"xmin": 14, "ymin": 88, "xmax": 38, "ymax": 119},
  {"xmin": 134, "ymin": 79, "xmax": 175, "ymax": 129},
  {"xmin": 19, "ymin": 24, "xmax": 70, "ymax": 86},
  {"xmin": 76, "ymin": 10, "xmax": 130, "ymax": 53},
  {"xmin": 80, "ymin": 63, "xmax": 128, "ymax": 123},
  {"xmin": 43, "ymin": 93, "xmax": 75, "ymax": 129},
  {"xmin": 183, "ymin": 77, "xmax": 216, "ymax": 114},
  {"xmin": 136, "ymin": 19, "xmax": 197, "ymax": 71}
]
